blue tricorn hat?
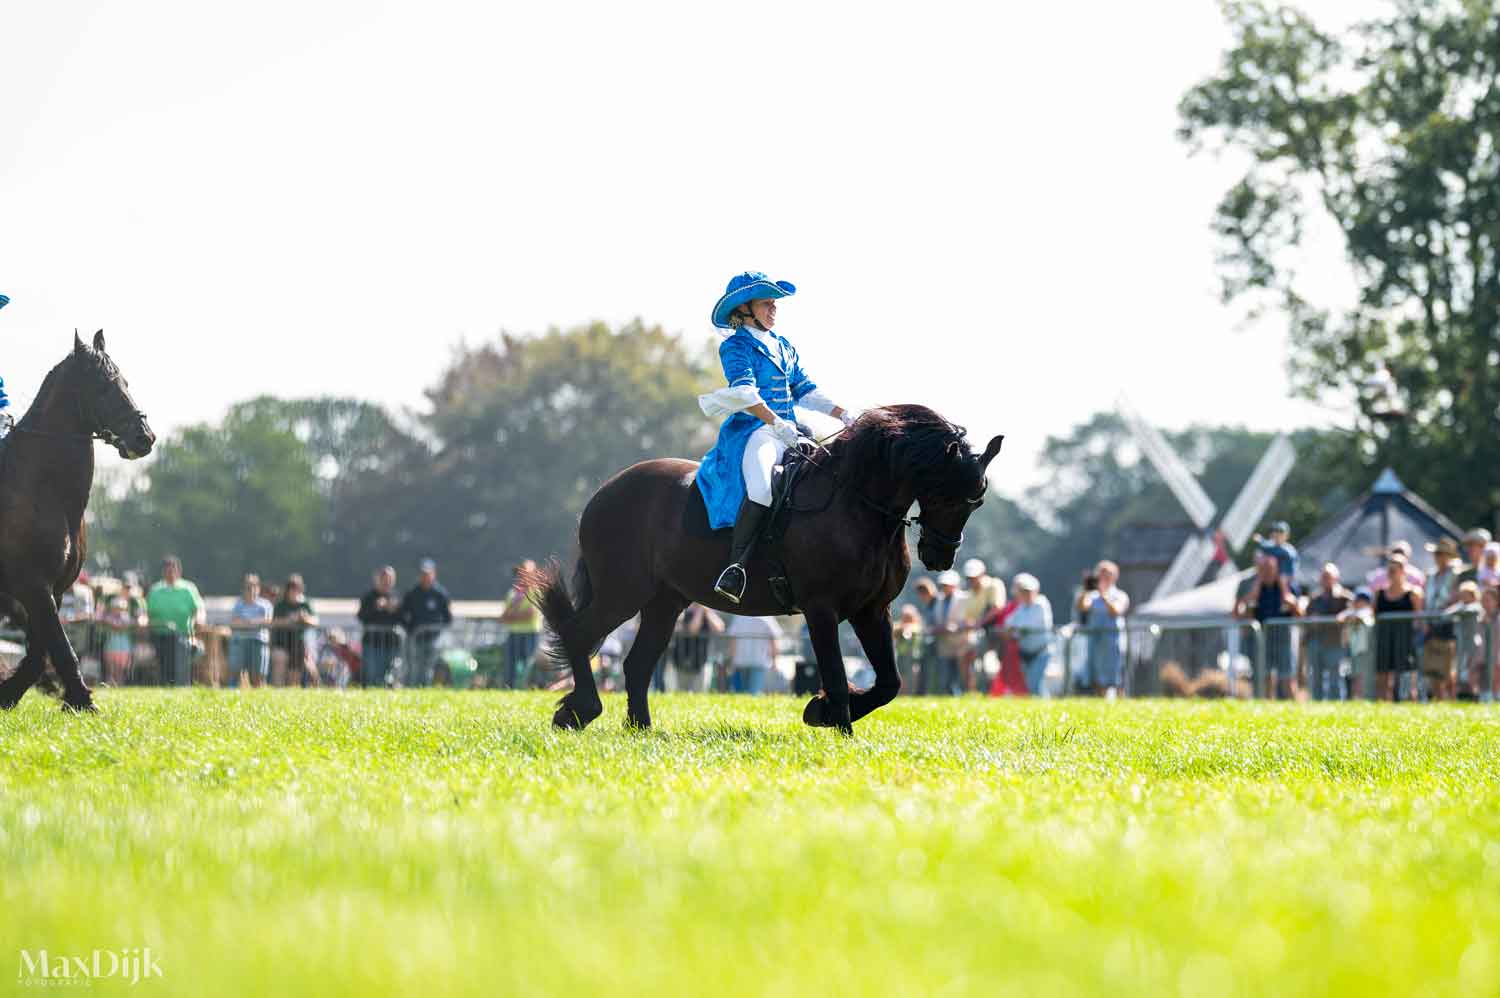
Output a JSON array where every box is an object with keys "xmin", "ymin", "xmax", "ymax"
[{"xmin": 711, "ymin": 271, "xmax": 796, "ymax": 330}]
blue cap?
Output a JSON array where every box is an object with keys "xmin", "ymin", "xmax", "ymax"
[
  {"xmin": 0, "ymin": 294, "xmax": 10, "ymax": 310},
  {"xmin": 1354, "ymin": 586, "xmax": 1372, "ymax": 601},
  {"xmin": 711, "ymin": 272, "xmax": 796, "ymax": 329},
  {"xmin": 1271, "ymin": 520, "xmax": 1291, "ymax": 534}
]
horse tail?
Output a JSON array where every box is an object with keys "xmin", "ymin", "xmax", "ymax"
[{"xmin": 520, "ymin": 556, "xmax": 599, "ymax": 691}]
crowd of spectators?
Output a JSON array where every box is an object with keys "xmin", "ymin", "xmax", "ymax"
[
  {"xmin": 1232, "ymin": 524, "xmax": 1500, "ymax": 702},
  {"xmin": 33, "ymin": 519, "xmax": 1500, "ymax": 704}
]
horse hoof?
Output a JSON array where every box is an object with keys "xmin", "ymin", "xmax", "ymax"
[
  {"xmin": 551, "ymin": 695, "xmax": 601, "ymax": 730},
  {"xmin": 802, "ymin": 694, "xmax": 851, "ymax": 731},
  {"xmin": 62, "ymin": 696, "xmax": 97, "ymax": 714},
  {"xmin": 623, "ymin": 715, "xmax": 652, "ymax": 731},
  {"xmin": 0, "ymin": 696, "xmax": 20, "ymax": 711}
]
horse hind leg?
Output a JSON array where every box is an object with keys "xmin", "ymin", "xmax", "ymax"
[
  {"xmin": 622, "ymin": 590, "xmax": 687, "ymax": 730},
  {"xmin": 524, "ymin": 558, "xmax": 634, "ymax": 731}
]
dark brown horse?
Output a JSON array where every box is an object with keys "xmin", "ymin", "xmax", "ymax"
[
  {"xmin": 0, "ymin": 331, "xmax": 155, "ymax": 711},
  {"xmin": 527, "ymin": 404, "xmax": 1002, "ymax": 734}
]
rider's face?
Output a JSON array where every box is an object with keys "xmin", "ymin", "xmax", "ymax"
[{"xmin": 748, "ymin": 298, "xmax": 777, "ymax": 329}]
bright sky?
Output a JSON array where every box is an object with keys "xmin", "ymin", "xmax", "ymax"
[{"xmin": 2, "ymin": 0, "xmax": 1372, "ymax": 493}]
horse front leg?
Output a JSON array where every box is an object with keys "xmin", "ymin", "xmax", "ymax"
[
  {"xmin": 801, "ymin": 606, "xmax": 852, "ymax": 735},
  {"xmin": 23, "ymin": 590, "xmax": 94, "ymax": 712},
  {"xmin": 848, "ymin": 603, "xmax": 901, "ymax": 723}
]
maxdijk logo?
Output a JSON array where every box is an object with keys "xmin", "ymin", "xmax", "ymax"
[{"xmin": 17, "ymin": 948, "xmax": 163, "ymax": 987}]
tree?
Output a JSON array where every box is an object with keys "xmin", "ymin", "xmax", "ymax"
[
  {"xmin": 1179, "ymin": 0, "xmax": 1500, "ymax": 528},
  {"xmin": 388, "ymin": 320, "xmax": 721, "ymax": 595},
  {"xmin": 91, "ymin": 409, "xmax": 326, "ymax": 593}
]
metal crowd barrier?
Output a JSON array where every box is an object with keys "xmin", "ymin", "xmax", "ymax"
[
  {"xmin": 0, "ymin": 607, "xmax": 1489, "ymax": 703},
  {"xmin": 1263, "ymin": 608, "xmax": 1494, "ymax": 703}
]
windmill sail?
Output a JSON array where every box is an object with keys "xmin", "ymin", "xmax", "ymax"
[
  {"xmin": 1118, "ymin": 396, "xmax": 1216, "ymax": 529},
  {"xmin": 1150, "ymin": 533, "xmax": 1220, "ymax": 604},
  {"xmin": 1217, "ymin": 435, "xmax": 1297, "ymax": 550}
]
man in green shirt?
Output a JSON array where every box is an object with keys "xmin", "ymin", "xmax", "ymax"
[{"xmin": 147, "ymin": 556, "xmax": 205, "ymax": 686}]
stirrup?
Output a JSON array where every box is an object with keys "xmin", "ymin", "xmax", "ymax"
[{"xmin": 714, "ymin": 563, "xmax": 748, "ymax": 604}]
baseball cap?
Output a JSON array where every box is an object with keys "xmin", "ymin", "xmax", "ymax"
[
  {"xmin": 1353, "ymin": 586, "xmax": 1372, "ymax": 601},
  {"xmin": 937, "ymin": 570, "xmax": 960, "ymax": 587},
  {"xmin": 1463, "ymin": 527, "xmax": 1493, "ymax": 546},
  {"xmin": 961, "ymin": 558, "xmax": 987, "ymax": 578},
  {"xmin": 1013, "ymin": 572, "xmax": 1040, "ymax": 592},
  {"xmin": 419, "ymin": 558, "xmax": 437, "ymax": 573},
  {"xmin": 1271, "ymin": 520, "xmax": 1290, "ymax": 534}
]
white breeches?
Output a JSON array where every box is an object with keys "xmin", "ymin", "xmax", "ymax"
[{"xmin": 741, "ymin": 424, "xmax": 787, "ymax": 507}]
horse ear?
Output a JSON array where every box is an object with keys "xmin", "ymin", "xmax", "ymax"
[
  {"xmin": 93, "ymin": 329, "xmax": 107, "ymax": 353},
  {"xmin": 979, "ymin": 434, "xmax": 1005, "ymax": 468},
  {"xmin": 74, "ymin": 329, "xmax": 85, "ymax": 352}
]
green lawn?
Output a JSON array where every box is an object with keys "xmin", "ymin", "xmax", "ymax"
[{"xmin": 1, "ymin": 690, "xmax": 1497, "ymax": 996}]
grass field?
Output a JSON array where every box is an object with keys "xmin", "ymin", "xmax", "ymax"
[{"xmin": 2, "ymin": 690, "xmax": 1498, "ymax": 996}]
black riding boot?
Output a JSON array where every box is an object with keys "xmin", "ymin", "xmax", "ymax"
[{"xmin": 713, "ymin": 498, "xmax": 770, "ymax": 604}]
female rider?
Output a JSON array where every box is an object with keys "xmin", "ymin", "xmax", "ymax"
[{"xmin": 697, "ymin": 272, "xmax": 857, "ymax": 603}]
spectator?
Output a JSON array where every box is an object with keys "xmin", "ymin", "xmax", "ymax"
[
  {"xmin": 60, "ymin": 573, "xmax": 99, "ymax": 681},
  {"xmin": 228, "ymin": 573, "xmax": 274, "ymax": 689},
  {"xmin": 400, "ymin": 558, "xmax": 453, "ymax": 686},
  {"xmin": 1448, "ymin": 581, "xmax": 1485, "ymax": 700},
  {"xmin": 958, "ymin": 559, "xmax": 1005, "ymax": 693},
  {"xmin": 1339, "ymin": 587, "xmax": 1375, "ymax": 700},
  {"xmin": 271, "ymin": 575, "xmax": 320, "ymax": 688},
  {"xmin": 1304, "ymin": 563, "xmax": 1352, "ymax": 701},
  {"xmin": 1234, "ymin": 552, "xmax": 1302, "ymax": 700},
  {"xmin": 1479, "ymin": 543, "xmax": 1500, "ymax": 589},
  {"xmin": 911, "ymin": 577, "xmax": 938, "ymax": 693},
  {"xmin": 1421, "ymin": 538, "xmax": 1463, "ymax": 700},
  {"xmin": 100, "ymin": 595, "xmax": 135, "ymax": 685},
  {"xmin": 1457, "ymin": 528, "xmax": 1492, "ymax": 587},
  {"xmin": 356, "ymin": 566, "xmax": 402, "ymax": 689},
  {"xmin": 1254, "ymin": 520, "xmax": 1300, "ymax": 590},
  {"xmin": 500, "ymin": 561, "xmax": 544, "ymax": 689},
  {"xmin": 671, "ymin": 603, "xmax": 724, "ymax": 693},
  {"xmin": 1077, "ymin": 560, "xmax": 1129, "ymax": 698},
  {"xmin": 725, "ymin": 613, "xmax": 781, "ymax": 694},
  {"xmin": 1373, "ymin": 554, "xmax": 1423, "ymax": 701},
  {"xmin": 1368, "ymin": 541, "xmax": 1426, "ymax": 590},
  {"xmin": 1003, "ymin": 573, "xmax": 1053, "ymax": 696},
  {"xmin": 1481, "ymin": 586, "xmax": 1500, "ymax": 701},
  {"xmin": 929, "ymin": 570, "xmax": 968, "ymax": 696},
  {"xmin": 893, "ymin": 604, "xmax": 925, "ymax": 692},
  {"xmin": 146, "ymin": 556, "xmax": 205, "ymax": 686}
]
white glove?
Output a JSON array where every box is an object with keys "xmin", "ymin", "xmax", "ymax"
[
  {"xmin": 839, "ymin": 408, "xmax": 861, "ymax": 429},
  {"xmin": 770, "ymin": 418, "xmax": 801, "ymax": 449}
]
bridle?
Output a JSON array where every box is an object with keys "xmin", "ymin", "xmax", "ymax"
[{"xmin": 856, "ymin": 490, "xmax": 985, "ymax": 548}]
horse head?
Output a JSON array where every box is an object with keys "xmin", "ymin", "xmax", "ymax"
[
  {"xmin": 844, "ymin": 405, "xmax": 1002, "ymax": 571},
  {"xmin": 71, "ymin": 330, "xmax": 155, "ymax": 459}
]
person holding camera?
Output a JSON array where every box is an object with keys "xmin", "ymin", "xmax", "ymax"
[{"xmin": 1075, "ymin": 560, "xmax": 1129, "ymax": 698}]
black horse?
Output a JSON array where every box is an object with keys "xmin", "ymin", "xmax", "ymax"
[
  {"xmin": 526, "ymin": 404, "xmax": 1002, "ymax": 734},
  {"xmin": 0, "ymin": 331, "xmax": 155, "ymax": 711}
]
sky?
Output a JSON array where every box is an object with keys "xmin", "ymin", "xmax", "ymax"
[{"xmin": 1, "ymin": 0, "xmax": 1373, "ymax": 494}]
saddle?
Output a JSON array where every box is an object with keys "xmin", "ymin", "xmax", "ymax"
[{"xmin": 682, "ymin": 440, "xmax": 822, "ymax": 614}]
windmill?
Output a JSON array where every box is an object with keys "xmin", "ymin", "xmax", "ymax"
[{"xmin": 1118, "ymin": 396, "xmax": 1297, "ymax": 603}]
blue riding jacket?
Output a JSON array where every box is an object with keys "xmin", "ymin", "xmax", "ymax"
[{"xmin": 697, "ymin": 329, "xmax": 818, "ymax": 529}]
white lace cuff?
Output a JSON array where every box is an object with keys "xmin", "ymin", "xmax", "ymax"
[
  {"xmin": 698, "ymin": 384, "xmax": 766, "ymax": 420},
  {"xmin": 798, "ymin": 388, "xmax": 839, "ymax": 416}
]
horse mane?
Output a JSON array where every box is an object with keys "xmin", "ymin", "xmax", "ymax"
[
  {"xmin": 17, "ymin": 341, "xmax": 117, "ymax": 427},
  {"xmin": 831, "ymin": 404, "xmax": 985, "ymax": 501}
]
